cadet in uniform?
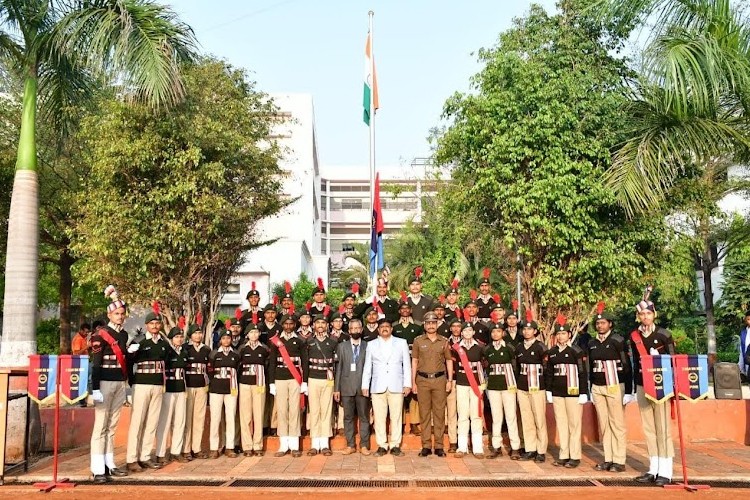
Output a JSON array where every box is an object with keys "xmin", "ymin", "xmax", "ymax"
[
  {"xmin": 452, "ymin": 322, "xmax": 486, "ymax": 458},
  {"xmin": 240, "ymin": 283, "xmax": 262, "ymax": 331},
  {"xmin": 329, "ymin": 311, "xmax": 348, "ymax": 343},
  {"xmin": 516, "ymin": 311, "xmax": 548, "ymax": 462},
  {"xmin": 443, "ymin": 280, "xmax": 462, "ymax": 321},
  {"xmin": 353, "ymin": 277, "xmax": 399, "ymax": 324},
  {"xmin": 406, "ymin": 267, "xmax": 434, "ymax": 325},
  {"xmin": 269, "ymin": 315, "xmax": 308, "ymax": 457},
  {"xmin": 258, "ymin": 303, "xmax": 282, "ymax": 344},
  {"xmin": 183, "ymin": 323, "xmax": 210, "ymax": 460},
  {"xmin": 504, "ymin": 302, "xmax": 521, "ymax": 348},
  {"xmin": 434, "ymin": 300, "xmax": 450, "ymax": 337},
  {"xmin": 463, "ymin": 296, "xmax": 490, "ymax": 344},
  {"xmin": 155, "ymin": 326, "xmax": 189, "ymax": 464},
  {"xmin": 476, "ymin": 269, "xmax": 497, "ymax": 321},
  {"xmin": 361, "ymin": 306, "xmax": 381, "ymax": 342},
  {"xmin": 340, "ymin": 283, "xmax": 360, "ymax": 333},
  {"xmin": 411, "ymin": 311, "xmax": 453, "ymax": 457},
  {"xmin": 310, "ymin": 278, "xmax": 333, "ymax": 322},
  {"xmin": 631, "ymin": 297, "xmax": 675, "ymax": 486},
  {"xmin": 445, "ymin": 318, "xmax": 463, "ymax": 452},
  {"xmin": 306, "ymin": 315, "xmax": 337, "ymax": 455},
  {"xmin": 238, "ymin": 322, "xmax": 270, "ymax": 456},
  {"xmin": 588, "ymin": 302, "xmax": 632, "ymax": 473},
  {"xmin": 208, "ymin": 330, "xmax": 241, "ymax": 458},
  {"xmin": 90, "ymin": 286, "xmax": 130, "ymax": 483},
  {"xmin": 296, "ymin": 308, "xmax": 313, "ymax": 340},
  {"xmin": 279, "ymin": 281, "xmax": 295, "ymax": 317},
  {"xmin": 483, "ymin": 321, "xmax": 521, "ymax": 459},
  {"xmin": 545, "ymin": 318, "xmax": 588, "ymax": 468},
  {"xmin": 392, "ymin": 295, "xmax": 424, "ymax": 436},
  {"xmin": 126, "ymin": 309, "xmax": 169, "ymax": 472}
]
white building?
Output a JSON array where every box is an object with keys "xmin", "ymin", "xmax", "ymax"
[
  {"xmin": 320, "ymin": 160, "xmax": 450, "ymax": 267},
  {"xmin": 220, "ymin": 94, "xmax": 329, "ymax": 312}
]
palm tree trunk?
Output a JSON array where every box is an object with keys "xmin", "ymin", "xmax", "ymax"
[
  {"xmin": 1, "ymin": 76, "xmax": 39, "ymax": 367},
  {"xmin": 701, "ymin": 250, "xmax": 717, "ymax": 367},
  {"xmin": 59, "ymin": 250, "xmax": 73, "ymax": 355}
]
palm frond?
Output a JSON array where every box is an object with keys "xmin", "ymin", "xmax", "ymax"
[{"xmin": 49, "ymin": 0, "xmax": 198, "ymax": 108}]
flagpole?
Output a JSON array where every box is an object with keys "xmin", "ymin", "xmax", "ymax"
[{"xmin": 368, "ymin": 10, "xmax": 377, "ymax": 298}]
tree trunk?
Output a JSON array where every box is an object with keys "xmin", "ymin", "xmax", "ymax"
[
  {"xmin": 1, "ymin": 76, "xmax": 39, "ymax": 367},
  {"xmin": 59, "ymin": 250, "xmax": 73, "ymax": 354},
  {"xmin": 702, "ymin": 250, "xmax": 717, "ymax": 367}
]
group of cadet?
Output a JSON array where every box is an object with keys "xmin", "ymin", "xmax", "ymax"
[{"xmin": 88, "ymin": 268, "xmax": 676, "ymax": 487}]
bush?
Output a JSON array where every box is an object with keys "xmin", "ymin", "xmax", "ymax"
[
  {"xmin": 716, "ymin": 351, "xmax": 738, "ymax": 363},
  {"xmin": 36, "ymin": 318, "xmax": 60, "ymax": 355},
  {"xmin": 671, "ymin": 327, "xmax": 696, "ymax": 354}
]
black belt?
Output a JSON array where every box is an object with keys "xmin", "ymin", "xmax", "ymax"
[{"xmin": 417, "ymin": 371, "xmax": 445, "ymax": 379}]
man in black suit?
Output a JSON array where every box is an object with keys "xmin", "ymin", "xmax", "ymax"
[{"xmin": 334, "ymin": 318, "xmax": 371, "ymax": 455}]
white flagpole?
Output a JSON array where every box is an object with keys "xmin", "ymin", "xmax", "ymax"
[{"xmin": 368, "ymin": 10, "xmax": 377, "ymax": 299}]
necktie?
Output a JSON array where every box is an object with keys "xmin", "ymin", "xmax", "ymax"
[{"xmin": 353, "ymin": 344, "xmax": 360, "ymax": 364}]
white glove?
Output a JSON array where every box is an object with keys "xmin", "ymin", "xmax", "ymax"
[
  {"xmin": 269, "ymin": 384, "xmax": 276, "ymax": 396},
  {"xmin": 622, "ymin": 394, "xmax": 635, "ymax": 406},
  {"xmin": 127, "ymin": 343, "xmax": 140, "ymax": 353},
  {"xmin": 92, "ymin": 390, "xmax": 104, "ymax": 403},
  {"xmin": 578, "ymin": 394, "xmax": 588, "ymax": 405},
  {"xmin": 301, "ymin": 382, "xmax": 309, "ymax": 395},
  {"xmin": 649, "ymin": 347, "xmax": 659, "ymax": 355},
  {"xmin": 546, "ymin": 391, "xmax": 553, "ymax": 404}
]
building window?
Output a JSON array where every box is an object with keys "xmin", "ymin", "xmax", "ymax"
[
  {"xmin": 341, "ymin": 198, "xmax": 366, "ymax": 210},
  {"xmin": 225, "ymin": 283, "xmax": 241, "ymax": 294},
  {"xmin": 342, "ymin": 243, "xmax": 355, "ymax": 252},
  {"xmin": 330, "ymin": 185, "xmax": 370, "ymax": 192}
]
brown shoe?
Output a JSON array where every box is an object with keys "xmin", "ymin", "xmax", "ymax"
[
  {"xmin": 255, "ymin": 451, "xmax": 265, "ymax": 457},
  {"xmin": 274, "ymin": 450, "xmax": 289, "ymax": 458},
  {"xmin": 447, "ymin": 444, "xmax": 458, "ymax": 453},
  {"xmin": 139, "ymin": 459, "xmax": 162, "ymax": 470},
  {"xmin": 473, "ymin": 453, "xmax": 485, "ymax": 459},
  {"xmin": 243, "ymin": 450, "xmax": 255, "ymax": 457},
  {"xmin": 322, "ymin": 448, "xmax": 333, "ymax": 456},
  {"xmin": 181, "ymin": 453, "xmax": 194, "ymax": 461},
  {"xmin": 208, "ymin": 450, "xmax": 220, "ymax": 459},
  {"xmin": 410, "ymin": 424, "xmax": 421, "ymax": 436},
  {"xmin": 360, "ymin": 447, "xmax": 371, "ymax": 456},
  {"xmin": 291, "ymin": 450, "xmax": 302, "ymax": 458},
  {"xmin": 454, "ymin": 451, "xmax": 465, "ymax": 458},
  {"xmin": 510, "ymin": 449, "xmax": 521, "ymax": 460},
  {"xmin": 225, "ymin": 449, "xmax": 238, "ymax": 458},
  {"xmin": 342, "ymin": 447, "xmax": 355, "ymax": 455},
  {"xmin": 175, "ymin": 454, "xmax": 190, "ymax": 463},
  {"xmin": 155, "ymin": 456, "xmax": 168, "ymax": 465},
  {"xmin": 194, "ymin": 451, "xmax": 209, "ymax": 459},
  {"xmin": 307, "ymin": 449, "xmax": 318, "ymax": 456},
  {"xmin": 126, "ymin": 462, "xmax": 143, "ymax": 473}
]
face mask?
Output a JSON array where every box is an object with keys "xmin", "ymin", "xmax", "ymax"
[{"xmin": 349, "ymin": 332, "xmax": 362, "ymax": 340}]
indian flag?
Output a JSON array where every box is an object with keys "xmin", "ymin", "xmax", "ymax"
[{"xmin": 363, "ymin": 32, "xmax": 379, "ymax": 125}]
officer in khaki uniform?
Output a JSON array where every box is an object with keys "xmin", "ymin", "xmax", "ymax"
[
  {"xmin": 126, "ymin": 310, "xmax": 169, "ymax": 472},
  {"xmin": 411, "ymin": 311, "xmax": 453, "ymax": 457}
]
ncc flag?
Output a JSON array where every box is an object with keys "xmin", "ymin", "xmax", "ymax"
[
  {"xmin": 369, "ymin": 173, "xmax": 384, "ymax": 273},
  {"xmin": 59, "ymin": 355, "xmax": 90, "ymax": 404},
  {"xmin": 28, "ymin": 354, "xmax": 58, "ymax": 404},
  {"xmin": 640, "ymin": 354, "xmax": 675, "ymax": 403},
  {"xmin": 673, "ymin": 354, "xmax": 709, "ymax": 401}
]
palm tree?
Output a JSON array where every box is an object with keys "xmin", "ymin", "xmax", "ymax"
[
  {"xmin": 0, "ymin": 0, "xmax": 197, "ymax": 365},
  {"xmin": 594, "ymin": 0, "xmax": 750, "ymax": 215},
  {"xmin": 593, "ymin": 0, "xmax": 750, "ymax": 361}
]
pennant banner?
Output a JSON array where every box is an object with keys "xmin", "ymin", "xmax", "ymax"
[
  {"xmin": 672, "ymin": 354, "xmax": 709, "ymax": 402},
  {"xmin": 27, "ymin": 355, "xmax": 58, "ymax": 404},
  {"xmin": 640, "ymin": 354, "xmax": 674, "ymax": 403},
  {"xmin": 59, "ymin": 355, "xmax": 90, "ymax": 404}
]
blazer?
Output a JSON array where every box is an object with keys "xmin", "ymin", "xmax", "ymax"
[
  {"xmin": 334, "ymin": 339, "xmax": 368, "ymax": 397},
  {"xmin": 361, "ymin": 335, "xmax": 411, "ymax": 394}
]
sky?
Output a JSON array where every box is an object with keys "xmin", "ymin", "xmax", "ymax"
[{"xmin": 171, "ymin": 0, "xmax": 558, "ymax": 168}]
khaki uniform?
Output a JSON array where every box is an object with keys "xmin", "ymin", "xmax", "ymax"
[
  {"xmin": 412, "ymin": 333, "xmax": 452, "ymax": 450},
  {"xmin": 591, "ymin": 383, "xmax": 627, "ymax": 464},
  {"xmin": 155, "ymin": 391, "xmax": 186, "ymax": 458}
]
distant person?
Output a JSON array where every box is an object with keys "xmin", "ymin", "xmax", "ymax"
[
  {"xmin": 739, "ymin": 310, "xmax": 750, "ymax": 382},
  {"xmin": 72, "ymin": 323, "xmax": 91, "ymax": 356}
]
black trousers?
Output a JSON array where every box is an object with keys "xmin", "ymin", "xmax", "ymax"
[{"xmin": 342, "ymin": 393, "xmax": 371, "ymax": 449}]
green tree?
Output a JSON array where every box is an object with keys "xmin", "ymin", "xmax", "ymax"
[
  {"xmin": 0, "ymin": 0, "xmax": 197, "ymax": 365},
  {"xmin": 717, "ymin": 217, "xmax": 750, "ymax": 332},
  {"xmin": 435, "ymin": 2, "xmax": 663, "ymax": 341},
  {"xmin": 71, "ymin": 59, "xmax": 286, "ymax": 338}
]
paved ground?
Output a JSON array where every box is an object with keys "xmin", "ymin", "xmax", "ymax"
[{"xmin": 7, "ymin": 437, "xmax": 750, "ymax": 484}]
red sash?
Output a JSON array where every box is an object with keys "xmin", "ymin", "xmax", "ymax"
[
  {"xmin": 271, "ymin": 335, "xmax": 305, "ymax": 409},
  {"xmin": 452, "ymin": 343, "xmax": 483, "ymax": 418},
  {"xmin": 98, "ymin": 328, "xmax": 128, "ymax": 379}
]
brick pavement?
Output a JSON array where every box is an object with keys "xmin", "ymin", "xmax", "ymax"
[{"xmin": 9, "ymin": 436, "xmax": 750, "ymax": 483}]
